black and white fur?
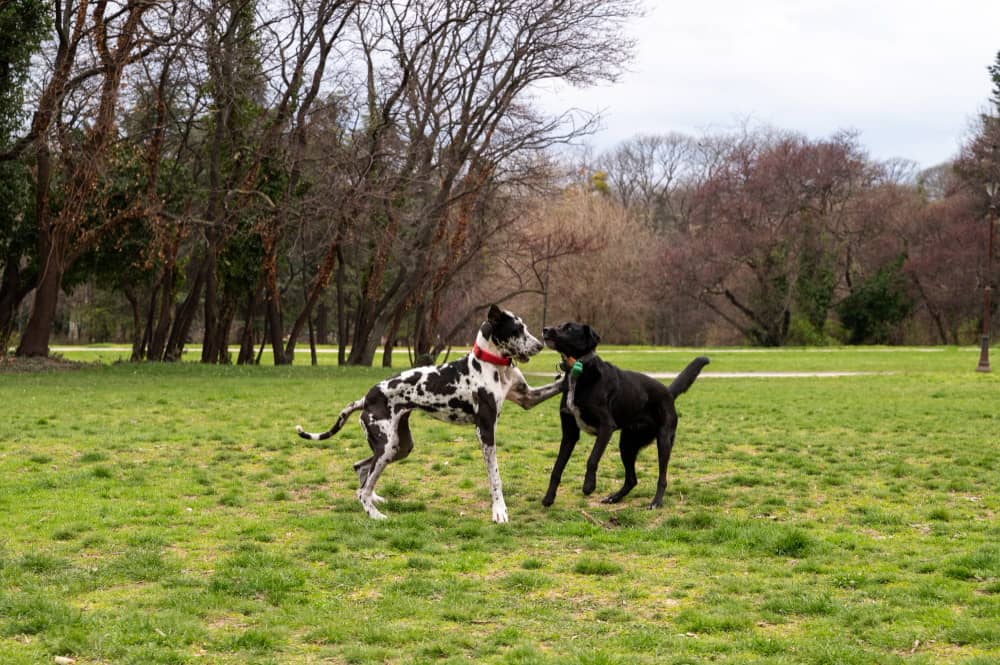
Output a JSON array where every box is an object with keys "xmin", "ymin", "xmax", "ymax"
[
  {"xmin": 296, "ymin": 305, "xmax": 561, "ymax": 523},
  {"xmin": 541, "ymin": 321, "xmax": 709, "ymax": 509}
]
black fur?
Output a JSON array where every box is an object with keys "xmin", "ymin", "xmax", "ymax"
[{"xmin": 541, "ymin": 321, "xmax": 709, "ymax": 509}]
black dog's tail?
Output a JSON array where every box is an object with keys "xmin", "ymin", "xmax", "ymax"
[
  {"xmin": 296, "ymin": 398, "xmax": 365, "ymax": 441},
  {"xmin": 668, "ymin": 356, "xmax": 710, "ymax": 398}
]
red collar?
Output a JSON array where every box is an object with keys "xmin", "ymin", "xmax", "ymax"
[{"xmin": 472, "ymin": 343, "xmax": 512, "ymax": 366}]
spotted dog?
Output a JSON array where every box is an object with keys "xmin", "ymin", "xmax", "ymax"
[
  {"xmin": 541, "ymin": 321, "xmax": 709, "ymax": 509},
  {"xmin": 296, "ymin": 305, "xmax": 561, "ymax": 523}
]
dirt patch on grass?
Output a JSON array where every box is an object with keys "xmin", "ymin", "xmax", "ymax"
[{"xmin": 0, "ymin": 354, "xmax": 88, "ymax": 373}]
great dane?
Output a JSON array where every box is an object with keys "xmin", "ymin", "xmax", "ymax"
[
  {"xmin": 541, "ymin": 321, "xmax": 709, "ymax": 509},
  {"xmin": 296, "ymin": 305, "xmax": 561, "ymax": 523}
]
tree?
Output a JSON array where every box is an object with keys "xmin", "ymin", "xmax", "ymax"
[
  {"xmin": 525, "ymin": 186, "xmax": 656, "ymax": 341},
  {"xmin": 661, "ymin": 126, "xmax": 890, "ymax": 346},
  {"xmin": 837, "ymin": 255, "xmax": 912, "ymax": 343},
  {"xmin": 599, "ymin": 133, "xmax": 696, "ymax": 231},
  {"xmin": 116, "ymin": 0, "xmax": 358, "ymax": 365},
  {"xmin": 12, "ymin": 0, "xmax": 162, "ymax": 357},
  {"xmin": 0, "ymin": 0, "xmax": 49, "ymax": 356},
  {"xmin": 0, "ymin": 0, "xmax": 49, "ymax": 141},
  {"xmin": 339, "ymin": 0, "xmax": 640, "ymax": 366}
]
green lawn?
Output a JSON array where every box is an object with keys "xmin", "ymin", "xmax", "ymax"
[{"xmin": 1, "ymin": 347, "xmax": 998, "ymax": 664}]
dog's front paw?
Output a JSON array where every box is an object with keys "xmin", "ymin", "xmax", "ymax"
[
  {"xmin": 601, "ymin": 494, "xmax": 621, "ymax": 504},
  {"xmin": 492, "ymin": 503, "xmax": 509, "ymax": 524},
  {"xmin": 541, "ymin": 494, "xmax": 555, "ymax": 507},
  {"xmin": 647, "ymin": 499, "xmax": 663, "ymax": 510},
  {"xmin": 582, "ymin": 477, "xmax": 596, "ymax": 495}
]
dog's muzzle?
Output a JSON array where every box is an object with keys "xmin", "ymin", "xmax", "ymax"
[
  {"xmin": 542, "ymin": 328, "xmax": 558, "ymax": 349},
  {"xmin": 516, "ymin": 336, "xmax": 544, "ymax": 362}
]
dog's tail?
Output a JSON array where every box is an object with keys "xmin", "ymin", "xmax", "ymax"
[
  {"xmin": 668, "ymin": 356, "xmax": 710, "ymax": 398},
  {"xmin": 296, "ymin": 398, "xmax": 365, "ymax": 441}
]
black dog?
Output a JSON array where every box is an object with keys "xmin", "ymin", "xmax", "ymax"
[{"xmin": 541, "ymin": 322, "xmax": 709, "ymax": 509}]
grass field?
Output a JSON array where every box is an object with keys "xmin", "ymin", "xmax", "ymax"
[{"xmin": 1, "ymin": 347, "xmax": 998, "ymax": 664}]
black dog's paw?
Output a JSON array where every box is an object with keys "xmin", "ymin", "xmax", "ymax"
[
  {"xmin": 582, "ymin": 477, "xmax": 596, "ymax": 495},
  {"xmin": 541, "ymin": 494, "xmax": 555, "ymax": 507},
  {"xmin": 600, "ymin": 495, "xmax": 621, "ymax": 504},
  {"xmin": 647, "ymin": 500, "xmax": 663, "ymax": 510}
]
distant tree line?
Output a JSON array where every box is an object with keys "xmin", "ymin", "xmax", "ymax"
[
  {"xmin": 591, "ymin": 123, "xmax": 999, "ymax": 347},
  {"xmin": 1, "ymin": 1, "xmax": 998, "ymax": 363}
]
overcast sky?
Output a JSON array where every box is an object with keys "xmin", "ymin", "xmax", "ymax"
[{"xmin": 538, "ymin": 1, "xmax": 1000, "ymax": 170}]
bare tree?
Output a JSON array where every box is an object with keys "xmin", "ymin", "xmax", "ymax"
[
  {"xmin": 339, "ymin": 0, "xmax": 640, "ymax": 365},
  {"xmin": 15, "ymin": 0, "xmax": 165, "ymax": 357},
  {"xmin": 599, "ymin": 132, "xmax": 697, "ymax": 231},
  {"xmin": 501, "ymin": 185, "xmax": 659, "ymax": 342},
  {"xmin": 660, "ymin": 126, "xmax": 891, "ymax": 346}
]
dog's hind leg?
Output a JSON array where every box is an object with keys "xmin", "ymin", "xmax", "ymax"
[
  {"xmin": 355, "ymin": 400, "xmax": 401, "ymax": 518},
  {"xmin": 602, "ymin": 432, "xmax": 642, "ymax": 504},
  {"xmin": 354, "ymin": 411, "xmax": 382, "ymax": 503},
  {"xmin": 353, "ymin": 412, "xmax": 413, "ymax": 505},
  {"xmin": 649, "ymin": 424, "xmax": 677, "ymax": 509},
  {"xmin": 352, "ymin": 456, "xmax": 383, "ymax": 503},
  {"xmin": 357, "ymin": 433, "xmax": 396, "ymax": 519},
  {"xmin": 394, "ymin": 412, "xmax": 415, "ymax": 461}
]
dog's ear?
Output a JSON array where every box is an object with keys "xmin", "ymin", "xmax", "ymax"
[
  {"xmin": 585, "ymin": 325, "xmax": 601, "ymax": 347},
  {"xmin": 481, "ymin": 304, "xmax": 502, "ymax": 338}
]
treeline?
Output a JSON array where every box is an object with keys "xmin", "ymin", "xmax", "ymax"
[
  {"xmin": 0, "ymin": 0, "xmax": 639, "ymax": 364},
  {"xmin": 573, "ymin": 121, "xmax": 1000, "ymax": 347},
  {"xmin": 1, "ymin": 1, "xmax": 998, "ymax": 363}
]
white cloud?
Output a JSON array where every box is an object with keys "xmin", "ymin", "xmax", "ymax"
[{"xmin": 538, "ymin": 0, "xmax": 1000, "ymax": 168}]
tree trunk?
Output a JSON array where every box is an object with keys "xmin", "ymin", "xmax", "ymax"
[
  {"xmin": 256, "ymin": 303, "xmax": 269, "ymax": 365},
  {"xmin": 347, "ymin": 306, "xmax": 378, "ymax": 365},
  {"xmin": 0, "ymin": 254, "xmax": 34, "ymax": 357},
  {"xmin": 284, "ymin": 243, "xmax": 339, "ymax": 364},
  {"xmin": 15, "ymin": 143, "xmax": 56, "ymax": 358},
  {"xmin": 212, "ymin": 289, "xmax": 236, "ymax": 363},
  {"xmin": 346, "ymin": 270, "xmax": 406, "ymax": 366},
  {"xmin": 237, "ymin": 284, "xmax": 261, "ymax": 365},
  {"xmin": 315, "ymin": 301, "xmax": 329, "ymax": 345},
  {"xmin": 347, "ymin": 302, "xmax": 385, "ymax": 366},
  {"xmin": 17, "ymin": 236, "xmax": 65, "ymax": 357},
  {"xmin": 201, "ymin": 249, "xmax": 219, "ymax": 362},
  {"xmin": 123, "ymin": 284, "xmax": 144, "ymax": 362},
  {"xmin": 137, "ymin": 277, "xmax": 162, "ymax": 361},
  {"xmin": 148, "ymin": 268, "xmax": 174, "ymax": 361},
  {"xmin": 381, "ymin": 306, "xmax": 406, "ymax": 368},
  {"xmin": 336, "ymin": 246, "xmax": 347, "ymax": 365},
  {"xmin": 265, "ymin": 292, "xmax": 287, "ymax": 365},
  {"xmin": 307, "ymin": 311, "xmax": 317, "ymax": 366},
  {"xmin": 164, "ymin": 259, "xmax": 207, "ymax": 361}
]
